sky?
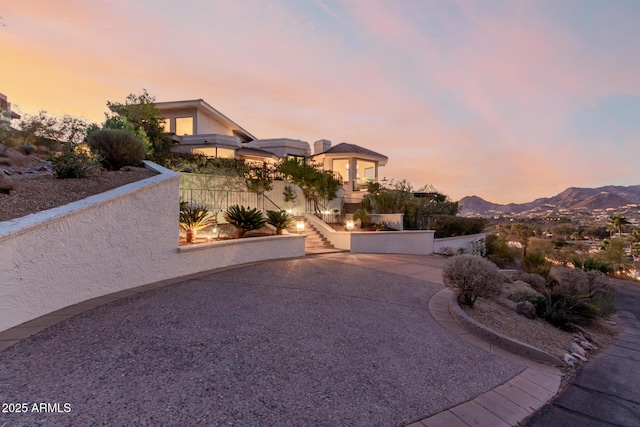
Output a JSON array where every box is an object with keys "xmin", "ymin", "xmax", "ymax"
[{"xmin": 2, "ymin": 0, "xmax": 640, "ymax": 204}]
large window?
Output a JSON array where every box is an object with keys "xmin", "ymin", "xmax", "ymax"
[
  {"xmin": 193, "ymin": 147, "xmax": 235, "ymax": 158},
  {"xmin": 175, "ymin": 117, "xmax": 194, "ymax": 135}
]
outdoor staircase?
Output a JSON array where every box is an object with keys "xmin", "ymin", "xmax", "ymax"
[{"xmin": 289, "ymin": 217, "xmax": 344, "ymax": 255}]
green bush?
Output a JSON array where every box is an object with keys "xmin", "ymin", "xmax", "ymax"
[
  {"xmin": 224, "ymin": 205, "xmax": 266, "ymax": 237},
  {"xmin": 522, "ymin": 252, "xmax": 552, "ymax": 277},
  {"xmin": 87, "ymin": 129, "xmax": 145, "ymax": 171},
  {"xmin": 266, "ymin": 210, "xmax": 294, "ymax": 235},
  {"xmin": 48, "ymin": 151, "xmax": 94, "ymax": 179},
  {"xmin": 442, "ymin": 254, "xmax": 503, "ymax": 307},
  {"xmin": 485, "ymin": 233, "xmax": 515, "ymax": 268},
  {"xmin": 533, "ymin": 293, "xmax": 599, "ymax": 331},
  {"xmin": 572, "ymin": 256, "xmax": 614, "ymax": 275},
  {"xmin": 430, "ymin": 215, "xmax": 486, "ymax": 238}
]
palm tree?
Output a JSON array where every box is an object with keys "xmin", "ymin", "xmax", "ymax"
[{"xmin": 608, "ymin": 214, "xmax": 630, "ymax": 238}]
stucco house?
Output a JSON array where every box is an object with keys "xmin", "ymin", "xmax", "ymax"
[{"xmin": 156, "ymin": 99, "xmax": 388, "ymax": 194}]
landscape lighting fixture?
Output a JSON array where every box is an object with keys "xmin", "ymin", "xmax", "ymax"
[
  {"xmin": 296, "ymin": 221, "xmax": 305, "ymax": 234},
  {"xmin": 346, "ymin": 220, "xmax": 354, "ymax": 231}
]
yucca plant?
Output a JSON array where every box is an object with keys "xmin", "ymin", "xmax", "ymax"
[
  {"xmin": 179, "ymin": 202, "xmax": 216, "ymax": 243},
  {"xmin": 266, "ymin": 210, "xmax": 295, "ymax": 235},
  {"xmin": 224, "ymin": 205, "xmax": 266, "ymax": 238}
]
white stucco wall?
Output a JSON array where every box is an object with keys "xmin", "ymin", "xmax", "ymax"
[
  {"xmin": 433, "ymin": 233, "xmax": 486, "ymax": 255},
  {"xmin": 350, "ymin": 231, "xmax": 435, "ymax": 254},
  {"xmin": 0, "ymin": 162, "xmax": 305, "ymax": 333}
]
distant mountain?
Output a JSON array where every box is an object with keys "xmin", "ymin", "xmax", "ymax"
[{"xmin": 459, "ymin": 185, "xmax": 640, "ymax": 216}]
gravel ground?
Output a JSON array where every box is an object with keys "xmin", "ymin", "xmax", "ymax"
[{"xmin": 0, "ymin": 258, "xmax": 523, "ymax": 427}]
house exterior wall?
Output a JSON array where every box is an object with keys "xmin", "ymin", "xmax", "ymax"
[
  {"xmin": 196, "ymin": 110, "xmax": 235, "ymax": 136},
  {"xmin": 0, "ymin": 162, "xmax": 305, "ymax": 333}
]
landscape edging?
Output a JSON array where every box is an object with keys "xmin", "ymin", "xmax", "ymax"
[{"xmin": 448, "ymin": 292, "xmax": 562, "ymax": 366}]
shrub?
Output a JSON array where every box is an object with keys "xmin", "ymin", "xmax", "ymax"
[
  {"xmin": 18, "ymin": 142, "xmax": 35, "ymax": 156},
  {"xmin": 353, "ymin": 209, "xmax": 372, "ymax": 229},
  {"xmin": 517, "ymin": 272, "xmax": 547, "ymax": 294},
  {"xmin": 485, "ymin": 233, "xmax": 515, "ymax": 268},
  {"xmin": 533, "ymin": 293, "xmax": 599, "ymax": 331},
  {"xmin": 48, "ymin": 151, "xmax": 94, "ymax": 179},
  {"xmin": 266, "ymin": 210, "xmax": 294, "ymax": 235},
  {"xmin": 522, "ymin": 252, "xmax": 551, "ymax": 277},
  {"xmin": 442, "ymin": 254, "xmax": 503, "ymax": 307},
  {"xmin": 87, "ymin": 129, "xmax": 145, "ymax": 170},
  {"xmin": 572, "ymin": 256, "xmax": 614, "ymax": 275},
  {"xmin": 0, "ymin": 143, "xmax": 8, "ymax": 157},
  {"xmin": 224, "ymin": 205, "xmax": 266, "ymax": 238},
  {"xmin": 430, "ymin": 215, "xmax": 486, "ymax": 238},
  {"xmin": 179, "ymin": 203, "xmax": 216, "ymax": 243}
]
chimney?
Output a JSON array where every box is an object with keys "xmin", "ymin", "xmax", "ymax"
[{"xmin": 314, "ymin": 139, "xmax": 331, "ymax": 155}]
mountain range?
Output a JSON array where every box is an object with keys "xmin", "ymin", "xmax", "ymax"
[{"xmin": 459, "ymin": 185, "xmax": 640, "ymax": 216}]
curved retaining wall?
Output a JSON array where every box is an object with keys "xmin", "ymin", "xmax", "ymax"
[{"xmin": 0, "ymin": 162, "xmax": 305, "ymax": 333}]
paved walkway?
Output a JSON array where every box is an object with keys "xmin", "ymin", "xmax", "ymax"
[
  {"xmin": 525, "ymin": 283, "xmax": 640, "ymax": 427},
  {"xmin": 1, "ymin": 254, "xmax": 559, "ymax": 426}
]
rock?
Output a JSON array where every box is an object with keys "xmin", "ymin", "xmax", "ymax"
[
  {"xmin": 570, "ymin": 342, "xmax": 587, "ymax": 357},
  {"xmin": 564, "ymin": 353, "xmax": 578, "ymax": 366},
  {"xmin": 515, "ymin": 301, "xmax": 537, "ymax": 319},
  {"xmin": 580, "ymin": 340, "xmax": 597, "ymax": 351},
  {"xmin": 571, "ymin": 352, "xmax": 588, "ymax": 362},
  {"xmin": 0, "ymin": 172, "xmax": 14, "ymax": 194}
]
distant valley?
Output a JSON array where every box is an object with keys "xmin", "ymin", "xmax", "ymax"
[{"xmin": 459, "ymin": 185, "xmax": 640, "ymax": 217}]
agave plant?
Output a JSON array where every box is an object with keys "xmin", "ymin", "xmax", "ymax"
[
  {"xmin": 224, "ymin": 205, "xmax": 266, "ymax": 238},
  {"xmin": 179, "ymin": 202, "xmax": 216, "ymax": 243},
  {"xmin": 266, "ymin": 210, "xmax": 295, "ymax": 235}
]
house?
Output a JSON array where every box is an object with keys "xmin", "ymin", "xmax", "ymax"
[
  {"xmin": 0, "ymin": 93, "xmax": 21, "ymax": 120},
  {"xmin": 156, "ymin": 99, "xmax": 388, "ymax": 191},
  {"xmin": 312, "ymin": 140, "xmax": 388, "ymax": 193}
]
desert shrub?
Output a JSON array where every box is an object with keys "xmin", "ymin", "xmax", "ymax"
[
  {"xmin": 0, "ymin": 143, "xmax": 8, "ymax": 156},
  {"xmin": 533, "ymin": 293, "xmax": 599, "ymax": 331},
  {"xmin": 485, "ymin": 233, "xmax": 514, "ymax": 268},
  {"xmin": 87, "ymin": 129, "xmax": 145, "ymax": 171},
  {"xmin": 353, "ymin": 209, "xmax": 372, "ymax": 229},
  {"xmin": 552, "ymin": 267, "xmax": 589, "ymax": 295},
  {"xmin": 48, "ymin": 151, "xmax": 95, "ymax": 179},
  {"xmin": 266, "ymin": 210, "xmax": 294, "ymax": 235},
  {"xmin": 572, "ymin": 256, "xmax": 614, "ymax": 275},
  {"xmin": 592, "ymin": 294, "xmax": 617, "ymax": 317},
  {"xmin": 179, "ymin": 202, "xmax": 216, "ymax": 243},
  {"xmin": 430, "ymin": 215, "xmax": 486, "ymax": 238},
  {"xmin": 522, "ymin": 252, "xmax": 551, "ymax": 277},
  {"xmin": 224, "ymin": 205, "xmax": 266, "ymax": 237},
  {"xmin": 442, "ymin": 254, "xmax": 503, "ymax": 307},
  {"xmin": 18, "ymin": 142, "xmax": 35, "ymax": 156}
]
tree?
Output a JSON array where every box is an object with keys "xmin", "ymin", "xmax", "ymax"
[
  {"xmin": 608, "ymin": 214, "xmax": 630, "ymax": 238},
  {"xmin": 105, "ymin": 89, "xmax": 169, "ymax": 154},
  {"xmin": 277, "ymin": 157, "xmax": 341, "ymax": 214},
  {"xmin": 17, "ymin": 111, "xmax": 88, "ymax": 150},
  {"xmin": 244, "ymin": 162, "xmax": 274, "ymax": 196},
  {"xmin": 507, "ymin": 223, "xmax": 536, "ymax": 256}
]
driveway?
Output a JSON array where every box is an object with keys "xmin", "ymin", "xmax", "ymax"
[{"xmin": 0, "ymin": 254, "xmax": 523, "ymax": 426}]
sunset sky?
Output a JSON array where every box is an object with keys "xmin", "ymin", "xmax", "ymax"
[{"xmin": 2, "ymin": 0, "xmax": 639, "ymax": 204}]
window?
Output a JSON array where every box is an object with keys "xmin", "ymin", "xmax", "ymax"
[{"xmin": 175, "ymin": 117, "xmax": 194, "ymax": 135}]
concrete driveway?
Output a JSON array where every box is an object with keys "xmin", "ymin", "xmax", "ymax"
[{"xmin": 0, "ymin": 254, "xmax": 524, "ymax": 426}]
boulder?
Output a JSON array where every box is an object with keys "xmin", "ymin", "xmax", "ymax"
[
  {"xmin": 515, "ymin": 301, "xmax": 537, "ymax": 320},
  {"xmin": 0, "ymin": 172, "xmax": 14, "ymax": 194}
]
